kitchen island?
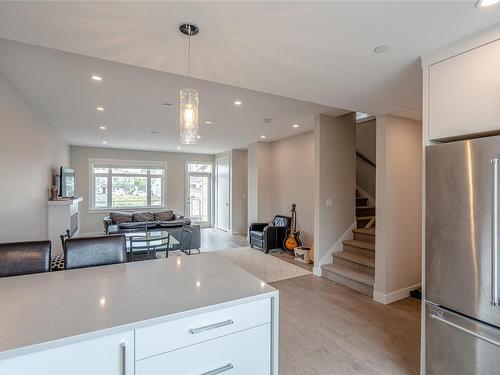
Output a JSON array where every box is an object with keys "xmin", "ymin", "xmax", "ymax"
[{"xmin": 0, "ymin": 253, "xmax": 279, "ymax": 374}]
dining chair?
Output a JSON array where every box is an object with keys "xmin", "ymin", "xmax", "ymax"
[
  {"xmin": 64, "ymin": 234, "xmax": 126, "ymax": 270},
  {"xmin": 0, "ymin": 240, "xmax": 51, "ymax": 277}
]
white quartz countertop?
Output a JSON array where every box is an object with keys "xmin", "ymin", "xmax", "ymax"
[{"xmin": 0, "ymin": 253, "xmax": 277, "ymax": 359}]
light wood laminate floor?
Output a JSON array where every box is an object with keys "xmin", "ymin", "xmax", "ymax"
[{"xmin": 270, "ymin": 275, "xmax": 421, "ymax": 375}]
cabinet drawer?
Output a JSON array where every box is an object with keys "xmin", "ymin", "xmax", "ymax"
[
  {"xmin": 135, "ymin": 298, "xmax": 271, "ymax": 360},
  {"xmin": 136, "ymin": 323, "xmax": 271, "ymax": 375}
]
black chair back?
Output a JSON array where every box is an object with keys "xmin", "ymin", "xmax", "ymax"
[
  {"xmin": 64, "ymin": 235, "xmax": 126, "ymax": 270},
  {"xmin": 0, "ymin": 241, "xmax": 51, "ymax": 277}
]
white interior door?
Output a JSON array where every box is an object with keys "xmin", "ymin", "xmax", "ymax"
[{"xmin": 216, "ymin": 156, "xmax": 230, "ymax": 232}]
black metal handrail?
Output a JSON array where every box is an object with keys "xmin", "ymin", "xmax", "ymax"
[{"xmin": 356, "ymin": 151, "xmax": 376, "ymax": 168}]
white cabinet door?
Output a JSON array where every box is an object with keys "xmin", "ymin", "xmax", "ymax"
[
  {"xmin": 136, "ymin": 324, "xmax": 271, "ymax": 375},
  {"xmin": 428, "ymin": 38, "xmax": 500, "ymax": 140},
  {"xmin": 0, "ymin": 331, "xmax": 134, "ymax": 375}
]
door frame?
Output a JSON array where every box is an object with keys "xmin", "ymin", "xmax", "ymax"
[
  {"xmin": 215, "ymin": 154, "xmax": 231, "ymax": 232},
  {"xmin": 185, "ymin": 162, "xmax": 213, "ymax": 228}
]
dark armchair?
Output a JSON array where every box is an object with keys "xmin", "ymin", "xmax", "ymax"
[{"xmin": 249, "ymin": 215, "xmax": 291, "ymax": 253}]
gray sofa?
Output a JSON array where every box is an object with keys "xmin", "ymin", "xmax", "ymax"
[{"xmin": 103, "ymin": 210, "xmax": 200, "ymax": 250}]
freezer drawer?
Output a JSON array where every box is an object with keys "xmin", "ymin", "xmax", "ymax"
[
  {"xmin": 426, "ymin": 303, "xmax": 500, "ymax": 375},
  {"xmin": 426, "ymin": 136, "xmax": 500, "ymax": 327}
]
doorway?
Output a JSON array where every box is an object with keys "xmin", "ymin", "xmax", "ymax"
[
  {"xmin": 216, "ymin": 155, "xmax": 230, "ymax": 232},
  {"xmin": 186, "ymin": 162, "xmax": 212, "ymax": 227}
]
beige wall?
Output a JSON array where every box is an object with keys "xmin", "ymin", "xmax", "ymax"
[
  {"xmin": 374, "ymin": 115, "xmax": 422, "ymax": 303},
  {"xmin": 230, "ymin": 149, "xmax": 248, "ymax": 236},
  {"xmin": 70, "ymin": 146, "xmax": 213, "ymax": 234},
  {"xmin": 314, "ymin": 113, "xmax": 356, "ymax": 272},
  {"xmin": 0, "ymin": 70, "xmax": 69, "ymax": 242},
  {"xmin": 247, "ymin": 142, "xmax": 272, "ymax": 225},
  {"xmin": 270, "ymin": 131, "xmax": 314, "ymax": 246},
  {"xmin": 356, "ymin": 118, "xmax": 376, "ymax": 198}
]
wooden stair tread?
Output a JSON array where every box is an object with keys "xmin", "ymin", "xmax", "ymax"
[
  {"xmin": 352, "ymin": 228, "xmax": 375, "ymax": 236},
  {"xmin": 332, "ymin": 251, "xmax": 375, "ymax": 268},
  {"xmin": 343, "ymin": 239, "xmax": 375, "ymax": 251},
  {"xmin": 356, "ymin": 215, "xmax": 375, "ymax": 221},
  {"xmin": 321, "ymin": 263, "xmax": 375, "ymax": 287}
]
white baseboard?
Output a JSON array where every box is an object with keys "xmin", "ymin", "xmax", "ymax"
[
  {"xmin": 312, "ymin": 266, "xmax": 322, "ymax": 277},
  {"xmin": 373, "ymin": 283, "xmax": 421, "ymax": 304},
  {"xmin": 317, "ymin": 221, "xmax": 356, "ymax": 267}
]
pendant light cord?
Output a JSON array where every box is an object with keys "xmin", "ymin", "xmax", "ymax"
[{"xmin": 188, "ymin": 24, "xmax": 191, "ymax": 90}]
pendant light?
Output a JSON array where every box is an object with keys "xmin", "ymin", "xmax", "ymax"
[{"xmin": 179, "ymin": 23, "xmax": 199, "ymax": 144}]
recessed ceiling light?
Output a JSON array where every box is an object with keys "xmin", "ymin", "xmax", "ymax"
[
  {"xmin": 150, "ymin": 130, "xmax": 158, "ymax": 136},
  {"xmin": 234, "ymin": 100, "xmax": 242, "ymax": 106},
  {"xmin": 177, "ymin": 146, "xmax": 181, "ymax": 150},
  {"xmin": 91, "ymin": 75, "xmax": 102, "ymax": 81},
  {"xmin": 293, "ymin": 124, "xmax": 300, "ymax": 128},
  {"xmin": 162, "ymin": 103, "xmax": 173, "ymax": 108},
  {"xmin": 98, "ymin": 125, "xmax": 107, "ymax": 130},
  {"xmin": 102, "ymin": 140, "xmax": 108, "ymax": 145},
  {"xmin": 96, "ymin": 106, "xmax": 105, "ymax": 111},
  {"xmin": 260, "ymin": 135, "xmax": 266, "ymax": 139},
  {"xmin": 476, "ymin": 0, "xmax": 500, "ymax": 7},
  {"xmin": 373, "ymin": 44, "xmax": 390, "ymax": 54},
  {"xmin": 204, "ymin": 121, "xmax": 213, "ymax": 125}
]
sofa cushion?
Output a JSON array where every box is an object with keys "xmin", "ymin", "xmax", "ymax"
[
  {"xmin": 118, "ymin": 221, "xmax": 158, "ymax": 230},
  {"xmin": 110, "ymin": 212, "xmax": 133, "ymax": 224},
  {"xmin": 133, "ymin": 212, "xmax": 155, "ymax": 222},
  {"xmin": 154, "ymin": 210, "xmax": 174, "ymax": 222},
  {"xmin": 157, "ymin": 218, "xmax": 191, "ymax": 227}
]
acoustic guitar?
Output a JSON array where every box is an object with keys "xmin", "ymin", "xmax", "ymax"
[{"xmin": 283, "ymin": 204, "xmax": 302, "ymax": 252}]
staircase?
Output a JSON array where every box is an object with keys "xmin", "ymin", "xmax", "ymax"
[{"xmin": 321, "ymin": 191, "xmax": 375, "ymax": 296}]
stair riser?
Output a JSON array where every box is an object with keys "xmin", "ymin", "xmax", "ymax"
[
  {"xmin": 357, "ymin": 218, "xmax": 372, "ymax": 228},
  {"xmin": 322, "ymin": 269, "xmax": 374, "ymax": 297},
  {"xmin": 356, "ymin": 207, "xmax": 376, "ymax": 217},
  {"xmin": 332, "ymin": 255, "xmax": 375, "ymax": 275},
  {"xmin": 355, "ymin": 197, "xmax": 368, "ymax": 207},
  {"xmin": 353, "ymin": 232, "xmax": 375, "ymax": 243},
  {"xmin": 343, "ymin": 244, "xmax": 375, "ymax": 259}
]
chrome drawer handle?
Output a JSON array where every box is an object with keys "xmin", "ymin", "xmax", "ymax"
[
  {"xmin": 189, "ymin": 319, "xmax": 234, "ymax": 334},
  {"xmin": 120, "ymin": 342, "xmax": 127, "ymax": 375},
  {"xmin": 200, "ymin": 363, "xmax": 233, "ymax": 375}
]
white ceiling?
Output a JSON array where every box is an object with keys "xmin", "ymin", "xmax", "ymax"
[
  {"xmin": 1, "ymin": 1, "xmax": 499, "ymax": 122},
  {"xmin": 0, "ymin": 1, "xmax": 499, "ymax": 153},
  {"xmin": 0, "ymin": 38, "xmax": 338, "ymax": 154}
]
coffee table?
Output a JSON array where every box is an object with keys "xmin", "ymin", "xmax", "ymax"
[{"xmin": 125, "ymin": 230, "xmax": 180, "ymax": 261}]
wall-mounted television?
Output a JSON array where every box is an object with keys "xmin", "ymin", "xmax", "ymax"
[{"xmin": 59, "ymin": 167, "xmax": 75, "ymax": 198}]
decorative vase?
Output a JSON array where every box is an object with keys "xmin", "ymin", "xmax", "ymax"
[{"xmin": 50, "ymin": 186, "xmax": 59, "ymax": 201}]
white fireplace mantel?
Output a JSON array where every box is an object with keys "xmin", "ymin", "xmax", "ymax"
[{"xmin": 48, "ymin": 197, "xmax": 82, "ymax": 255}]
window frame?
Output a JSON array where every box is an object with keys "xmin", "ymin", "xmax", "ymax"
[{"xmin": 89, "ymin": 158, "xmax": 167, "ymax": 212}]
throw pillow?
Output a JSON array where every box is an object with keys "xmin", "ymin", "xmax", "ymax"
[
  {"xmin": 133, "ymin": 212, "xmax": 155, "ymax": 222},
  {"xmin": 110, "ymin": 212, "xmax": 133, "ymax": 224},
  {"xmin": 154, "ymin": 210, "xmax": 174, "ymax": 221}
]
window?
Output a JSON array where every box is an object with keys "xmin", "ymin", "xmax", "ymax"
[
  {"xmin": 90, "ymin": 160, "xmax": 166, "ymax": 210},
  {"xmin": 188, "ymin": 163, "xmax": 212, "ymax": 173}
]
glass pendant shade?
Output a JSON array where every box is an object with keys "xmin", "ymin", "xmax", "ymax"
[{"xmin": 179, "ymin": 88, "xmax": 199, "ymax": 144}]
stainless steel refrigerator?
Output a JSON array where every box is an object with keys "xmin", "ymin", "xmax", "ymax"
[{"xmin": 426, "ymin": 135, "xmax": 500, "ymax": 374}]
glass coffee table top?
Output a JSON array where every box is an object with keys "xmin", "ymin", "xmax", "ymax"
[{"xmin": 125, "ymin": 231, "xmax": 180, "ymax": 260}]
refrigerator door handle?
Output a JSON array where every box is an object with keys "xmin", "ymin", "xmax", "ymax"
[
  {"xmin": 492, "ymin": 158, "xmax": 500, "ymax": 306},
  {"xmin": 429, "ymin": 311, "xmax": 500, "ymax": 347}
]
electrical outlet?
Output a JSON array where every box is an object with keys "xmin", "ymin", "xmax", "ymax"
[{"xmin": 326, "ymin": 198, "xmax": 333, "ymax": 207}]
